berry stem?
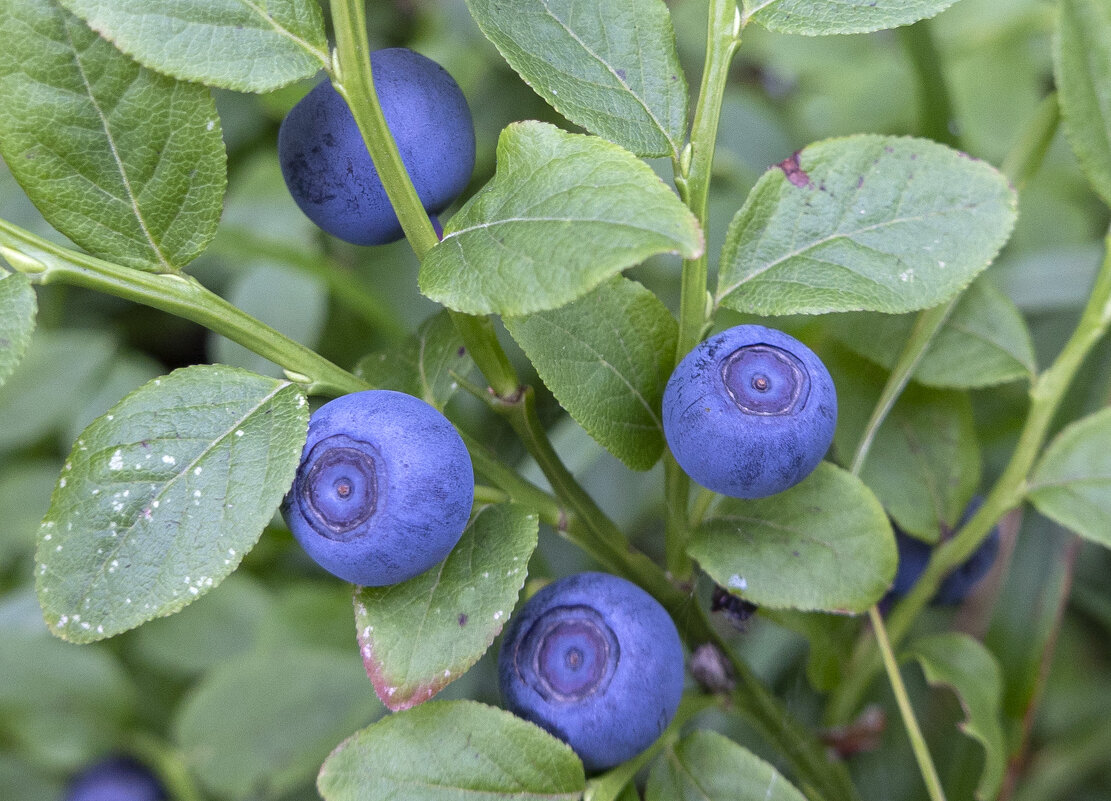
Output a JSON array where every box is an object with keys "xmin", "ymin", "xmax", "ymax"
[
  {"xmin": 664, "ymin": 0, "xmax": 742, "ymax": 581},
  {"xmin": 898, "ymin": 18, "xmax": 959, "ymax": 147},
  {"xmin": 0, "ymin": 218, "xmax": 368, "ymax": 397}
]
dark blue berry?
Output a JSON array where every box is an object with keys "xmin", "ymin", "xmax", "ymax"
[
  {"xmin": 281, "ymin": 390, "xmax": 473, "ymax": 586},
  {"xmin": 662, "ymin": 325, "xmax": 837, "ymax": 498},
  {"xmin": 278, "ymin": 48, "xmax": 475, "ymax": 245},
  {"xmin": 65, "ymin": 756, "xmax": 166, "ymax": 801},
  {"xmin": 498, "ymin": 572, "xmax": 684, "ymax": 772}
]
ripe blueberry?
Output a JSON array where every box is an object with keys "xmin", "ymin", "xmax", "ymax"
[
  {"xmin": 498, "ymin": 572, "xmax": 684, "ymax": 772},
  {"xmin": 278, "ymin": 48, "xmax": 475, "ymax": 246},
  {"xmin": 65, "ymin": 756, "xmax": 166, "ymax": 801},
  {"xmin": 662, "ymin": 325, "xmax": 837, "ymax": 499},
  {"xmin": 281, "ymin": 390, "xmax": 473, "ymax": 586}
]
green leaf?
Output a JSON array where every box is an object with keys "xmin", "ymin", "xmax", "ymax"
[
  {"xmin": 355, "ymin": 310, "xmax": 475, "ymax": 411},
  {"xmin": 646, "ymin": 729, "xmax": 808, "ymax": 801},
  {"xmin": 209, "ymin": 261, "xmax": 328, "ymax": 379},
  {"xmin": 35, "ymin": 365, "xmax": 309, "ymax": 643},
  {"xmin": 0, "ymin": 271, "xmax": 36, "ymax": 388},
  {"xmin": 768, "ymin": 609, "xmax": 859, "ymax": 693},
  {"xmin": 689, "ymin": 461, "xmax": 896, "ymax": 613},
  {"xmin": 0, "ymin": 0, "xmax": 227, "ymax": 272},
  {"xmin": 1055, "ymin": 0, "xmax": 1111, "ymax": 207},
  {"xmin": 833, "ymin": 353, "xmax": 981, "ymax": 542},
  {"xmin": 175, "ymin": 645, "xmax": 381, "ymax": 800},
  {"xmin": 56, "ymin": 0, "xmax": 329, "ymax": 93},
  {"xmin": 354, "ymin": 504, "xmax": 538, "ymax": 710},
  {"xmin": 741, "ymin": 0, "xmax": 959, "ymax": 35},
  {"xmin": 318, "ymin": 700, "xmax": 586, "ymax": 801},
  {"xmin": 1028, "ymin": 406, "xmax": 1111, "ymax": 548},
  {"xmin": 420, "ymin": 121, "xmax": 703, "ymax": 316},
  {"xmin": 0, "ymin": 328, "xmax": 117, "ymax": 452},
  {"xmin": 464, "ymin": 0, "xmax": 687, "ymax": 158},
  {"xmin": 505, "ymin": 277, "xmax": 676, "ymax": 471},
  {"xmin": 904, "ymin": 632, "xmax": 1005, "ymax": 801},
  {"xmin": 716, "ymin": 135, "xmax": 1017, "ymax": 316},
  {"xmin": 826, "ymin": 278, "xmax": 1036, "ymax": 388}
]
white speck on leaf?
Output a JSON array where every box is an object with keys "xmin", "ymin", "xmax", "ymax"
[
  {"xmin": 109, "ymin": 450, "xmax": 124, "ymax": 471},
  {"xmin": 728, "ymin": 574, "xmax": 748, "ymax": 590}
]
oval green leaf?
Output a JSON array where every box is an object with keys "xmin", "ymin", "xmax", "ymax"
[
  {"xmin": 646, "ymin": 729, "xmax": 808, "ymax": 801},
  {"xmin": 826, "ymin": 278, "xmax": 1036, "ymax": 389},
  {"xmin": 689, "ymin": 461, "xmax": 896, "ymax": 613},
  {"xmin": 420, "ymin": 121, "xmax": 703, "ymax": 316},
  {"xmin": 318, "ymin": 700, "xmax": 585, "ymax": 801},
  {"xmin": 35, "ymin": 365, "xmax": 309, "ymax": 642},
  {"xmin": 1028, "ymin": 406, "xmax": 1111, "ymax": 548},
  {"xmin": 0, "ymin": 271, "xmax": 36, "ymax": 388},
  {"xmin": 464, "ymin": 0, "xmax": 688, "ymax": 158},
  {"xmin": 904, "ymin": 633, "xmax": 1005, "ymax": 801},
  {"xmin": 175, "ymin": 646, "xmax": 381, "ymax": 800},
  {"xmin": 354, "ymin": 504, "xmax": 538, "ymax": 711},
  {"xmin": 716, "ymin": 135, "xmax": 1017, "ymax": 316},
  {"xmin": 742, "ymin": 0, "xmax": 959, "ymax": 35},
  {"xmin": 0, "ymin": 0, "xmax": 227, "ymax": 272},
  {"xmin": 56, "ymin": 0, "xmax": 329, "ymax": 93},
  {"xmin": 505, "ymin": 277, "xmax": 677, "ymax": 471},
  {"xmin": 1055, "ymin": 0, "xmax": 1111, "ymax": 208}
]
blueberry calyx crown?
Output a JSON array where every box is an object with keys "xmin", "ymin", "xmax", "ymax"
[
  {"xmin": 722, "ymin": 343, "xmax": 810, "ymax": 416},
  {"xmin": 296, "ymin": 434, "xmax": 380, "ymax": 541},
  {"xmin": 516, "ymin": 605, "xmax": 619, "ymax": 703}
]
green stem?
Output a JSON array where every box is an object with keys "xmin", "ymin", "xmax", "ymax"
[
  {"xmin": 898, "ymin": 18, "xmax": 959, "ymax": 148},
  {"xmin": 329, "ymin": 0, "xmax": 521, "ymax": 398},
  {"xmin": 665, "ymin": 0, "xmax": 741, "ymax": 581},
  {"xmin": 210, "ymin": 227, "xmax": 408, "ymax": 341},
  {"xmin": 127, "ymin": 732, "xmax": 205, "ymax": 801},
  {"xmin": 1001, "ymin": 92, "xmax": 1061, "ymax": 192},
  {"xmin": 0, "ymin": 218, "xmax": 367, "ymax": 397},
  {"xmin": 869, "ymin": 607, "xmax": 948, "ymax": 801}
]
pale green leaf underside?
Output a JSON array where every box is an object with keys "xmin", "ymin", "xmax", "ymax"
[
  {"xmin": 689, "ymin": 462, "xmax": 896, "ymax": 613},
  {"xmin": 716, "ymin": 135, "xmax": 1017, "ymax": 316},
  {"xmin": 355, "ymin": 310, "xmax": 474, "ymax": 411},
  {"xmin": 827, "ymin": 278, "xmax": 1036, "ymax": 388},
  {"xmin": 420, "ymin": 121, "xmax": 703, "ymax": 316},
  {"xmin": 354, "ymin": 504, "xmax": 538, "ymax": 711},
  {"xmin": 0, "ymin": 271, "xmax": 37, "ymax": 388},
  {"xmin": 318, "ymin": 700, "xmax": 586, "ymax": 801},
  {"xmin": 465, "ymin": 0, "xmax": 687, "ymax": 158},
  {"xmin": 505, "ymin": 277, "xmax": 677, "ymax": 471},
  {"xmin": 175, "ymin": 647, "xmax": 381, "ymax": 800},
  {"xmin": 833, "ymin": 359, "xmax": 981, "ymax": 543},
  {"xmin": 0, "ymin": 0, "xmax": 226, "ymax": 272},
  {"xmin": 742, "ymin": 0, "xmax": 959, "ymax": 35},
  {"xmin": 646, "ymin": 730, "xmax": 807, "ymax": 801},
  {"xmin": 1055, "ymin": 0, "xmax": 1111, "ymax": 208},
  {"xmin": 56, "ymin": 0, "xmax": 329, "ymax": 93},
  {"xmin": 35, "ymin": 365, "xmax": 309, "ymax": 642},
  {"xmin": 905, "ymin": 633, "xmax": 1005, "ymax": 801},
  {"xmin": 1028, "ymin": 406, "xmax": 1111, "ymax": 548}
]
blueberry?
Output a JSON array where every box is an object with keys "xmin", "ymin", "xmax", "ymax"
[
  {"xmin": 65, "ymin": 756, "xmax": 166, "ymax": 801},
  {"xmin": 281, "ymin": 390, "xmax": 473, "ymax": 586},
  {"xmin": 662, "ymin": 325, "xmax": 837, "ymax": 499},
  {"xmin": 278, "ymin": 48, "xmax": 475, "ymax": 246},
  {"xmin": 498, "ymin": 572, "xmax": 685, "ymax": 772}
]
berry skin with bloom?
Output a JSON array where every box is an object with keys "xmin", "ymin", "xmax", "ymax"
[
  {"xmin": 281, "ymin": 390, "xmax": 473, "ymax": 586},
  {"xmin": 278, "ymin": 47, "xmax": 475, "ymax": 246},
  {"xmin": 65, "ymin": 756, "xmax": 166, "ymax": 801},
  {"xmin": 498, "ymin": 572, "xmax": 685, "ymax": 773},
  {"xmin": 662, "ymin": 324, "xmax": 837, "ymax": 499}
]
